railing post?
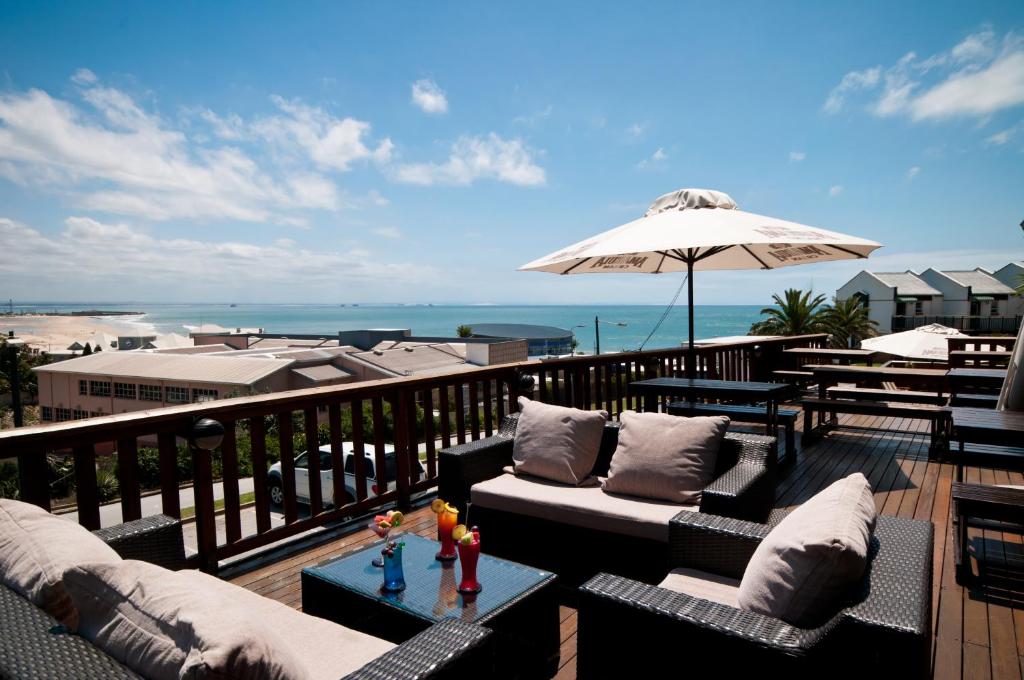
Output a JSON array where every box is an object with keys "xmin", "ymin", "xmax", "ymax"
[
  {"xmin": 188, "ymin": 418, "xmax": 224, "ymax": 575},
  {"xmin": 17, "ymin": 446, "xmax": 50, "ymax": 510},
  {"xmin": 392, "ymin": 391, "xmax": 412, "ymax": 512}
]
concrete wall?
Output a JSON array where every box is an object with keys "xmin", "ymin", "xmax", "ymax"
[
  {"xmin": 466, "ymin": 339, "xmax": 529, "ymax": 366},
  {"xmin": 994, "ymin": 263, "xmax": 1024, "ymax": 317}
]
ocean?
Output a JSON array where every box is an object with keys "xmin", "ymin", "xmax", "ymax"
[{"xmin": 10, "ymin": 303, "xmax": 767, "ymax": 353}]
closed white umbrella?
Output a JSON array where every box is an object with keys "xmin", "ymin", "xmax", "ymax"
[
  {"xmin": 520, "ymin": 188, "xmax": 882, "ymax": 358},
  {"xmin": 860, "ymin": 323, "xmax": 966, "ymax": 361}
]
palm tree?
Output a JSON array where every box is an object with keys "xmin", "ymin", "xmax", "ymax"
[
  {"xmin": 749, "ymin": 289, "xmax": 827, "ymax": 336},
  {"xmin": 821, "ymin": 296, "xmax": 878, "ymax": 348}
]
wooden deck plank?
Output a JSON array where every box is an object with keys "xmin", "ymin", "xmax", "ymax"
[{"xmin": 223, "ymin": 407, "xmax": 1020, "ymax": 680}]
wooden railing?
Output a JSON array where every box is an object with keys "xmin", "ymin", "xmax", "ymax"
[
  {"xmin": 0, "ymin": 334, "xmax": 826, "ymax": 572},
  {"xmin": 893, "ymin": 315, "xmax": 1022, "ymax": 334}
]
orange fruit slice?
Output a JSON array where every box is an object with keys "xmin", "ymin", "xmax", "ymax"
[
  {"xmin": 451, "ymin": 524, "xmax": 468, "ymax": 541},
  {"xmin": 430, "ymin": 499, "xmax": 446, "ymax": 514}
]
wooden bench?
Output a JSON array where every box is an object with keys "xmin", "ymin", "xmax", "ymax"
[
  {"xmin": 950, "ymin": 393, "xmax": 999, "ymax": 408},
  {"xmin": 772, "ymin": 370, "xmax": 814, "ymax": 386},
  {"xmin": 666, "ymin": 401, "xmax": 798, "ymax": 460},
  {"xmin": 825, "ymin": 386, "xmax": 947, "ymax": 405},
  {"xmin": 952, "ymin": 482, "xmax": 1024, "ymax": 584},
  {"xmin": 801, "ymin": 397, "xmax": 951, "ymax": 458}
]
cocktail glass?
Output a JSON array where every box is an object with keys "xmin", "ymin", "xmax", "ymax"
[
  {"xmin": 436, "ymin": 506, "xmax": 458, "ymax": 561},
  {"xmin": 381, "ymin": 542, "xmax": 406, "ymax": 592},
  {"xmin": 456, "ymin": 536, "xmax": 481, "ymax": 594}
]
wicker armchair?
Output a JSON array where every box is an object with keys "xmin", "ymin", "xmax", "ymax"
[
  {"xmin": 438, "ymin": 413, "xmax": 776, "ymax": 587},
  {"xmin": 576, "ymin": 512, "xmax": 934, "ymax": 679},
  {"xmin": 0, "ymin": 514, "xmax": 493, "ymax": 680}
]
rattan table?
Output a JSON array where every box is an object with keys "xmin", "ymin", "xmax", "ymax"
[{"xmin": 301, "ymin": 532, "xmax": 559, "ymax": 679}]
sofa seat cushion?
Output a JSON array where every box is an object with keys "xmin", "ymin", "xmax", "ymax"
[
  {"xmin": 659, "ymin": 567, "xmax": 741, "ymax": 608},
  {"xmin": 603, "ymin": 411, "xmax": 729, "ymax": 504},
  {"xmin": 471, "ymin": 473, "xmax": 696, "ymax": 542},
  {"xmin": 0, "ymin": 499, "xmax": 121, "ymax": 627},
  {"xmin": 65, "ymin": 560, "xmax": 395, "ymax": 680},
  {"xmin": 738, "ymin": 472, "xmax": 877, "ymax": 627},
  {"xmin": 512, "ymin": 397, "xmax": 608, "ymax": 485}
]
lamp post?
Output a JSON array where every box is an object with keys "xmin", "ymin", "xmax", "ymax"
[{"xmin": 594, "ymin": 317, "xmax": 628, "ymax": 356}]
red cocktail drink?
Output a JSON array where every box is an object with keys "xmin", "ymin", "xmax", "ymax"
[
  {"xmin": 457, "ymin": 530, "xmax": 481, "ymax": 593},
  {"xmin": 436, "ymin": 506, "xmax": 458, "ymax": 561}
]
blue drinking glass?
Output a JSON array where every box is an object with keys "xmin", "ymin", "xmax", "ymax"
[{"xmin": 382, "ymin": 543, "xmax": 406, "ymax": 592}]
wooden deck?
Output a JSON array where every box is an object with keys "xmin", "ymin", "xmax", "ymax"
[{"xmin": 228, "ymin": 410, "xmax": 1024, "ymax": 679}]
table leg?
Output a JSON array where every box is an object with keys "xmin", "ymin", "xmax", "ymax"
[
  {"xmin": 957, "ymin": 439, "xmax": 965, "ymax": 483},
  {"xmin": 956, "ymin": 501, "xmax": 969, "ymax": 584}
]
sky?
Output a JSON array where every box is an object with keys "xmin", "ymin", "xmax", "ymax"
[{"xmin": 1, "ymin": 1, "xmax": 1023, "ymax": 305}]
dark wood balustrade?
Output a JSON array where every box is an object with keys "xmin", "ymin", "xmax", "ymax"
[{"xmin": 0, "ymin": 334, "xmax": 826, "ymax": 572}]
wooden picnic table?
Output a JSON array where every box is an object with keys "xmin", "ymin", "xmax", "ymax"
[
  {"xmin": 947, "ymin": 350, "xmax": 1012, "ymax": 369},
  {"xmin": 628, "ymin": 377, "xmax": 791, "ymax": 436},
  {"xmin": 950, "ymin": 407, "xmax": 1024, "ymax": 481},
  {"xmin": 947, "ymin": 367, "xmax": 1006, "ymax": 398},
  {"xmin": 807, "ymin": 364, "xmax": 950, "ymax": 399},
  {"xmin": 782, "ymin": 347, "xmax": 879, "ymax": 366},
  {"xmin": 947, "ymin": 336, "xmax": 1015, "ymax": 353}
]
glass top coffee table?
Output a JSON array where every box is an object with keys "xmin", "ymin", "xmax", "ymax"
[{"xmin": 301, "ymin": 532, "xmax": 559, "ymax": 679}]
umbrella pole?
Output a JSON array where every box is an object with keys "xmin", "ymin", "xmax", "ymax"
[{"xmin": 687, "ymin": 258, "xmax": 695, "ymax": 378}]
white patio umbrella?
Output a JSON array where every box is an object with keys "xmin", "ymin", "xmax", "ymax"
[
  {"xmin": 519, "ymin": 188, "xmax": 881, "ymax": 358},
  {"xmin": 859, "ymin": 323, "xmax": 966, "ymax": 361}
]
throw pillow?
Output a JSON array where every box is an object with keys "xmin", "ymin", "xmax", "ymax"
[
  {"xmin": 0, "ymin": 498, "xmax": 121, "ymax": 627},
  {"xmin": 512, "ymin": 397, "xmax": 608, "ymax": 485},
  {"xmin": 602, "ymin": 411, "xmax": 728, "ymax": 504},
  {"xmin": 737, "ymin": 472, "xmax": 877, "ymax": 627}
]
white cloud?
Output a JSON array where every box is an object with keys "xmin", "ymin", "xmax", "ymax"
[
  {"xmin": 0, "ymin": 73, "xmax": 403, "ymax": 223},
  {"xmin": 372, "ymin": 226, "xmax": 402, "ymax": 239},
  {"xmin": 393, "ymin": 133, "xmax": 545, "ymax": 186},
  {"xmin": 823, "ymin": 30, "xmax": 1024, "ymax": 121},
  {"xmin": 823, "ymin": 67, "xmax": 881, "ymax": 113},
  {"xmin": 636, "ymin": 147, "xmax": 667, "ymax": 169},
  {"xmin": 513, "ymin": 105, "xmax": 553, "ymax": 126},
  {"xmin": 253, "ymin": 96, "xmax": 393, "ymax": 171},
  {"xmin": 985, "ymin": 121, "xmax": 1023, "ymax": 145},
  {"xmin": 626, "ymin": 122, "xmax": 646, "ymax": 138},
  {"xmin": 906, "ymin": 166, "xmax": 921, "ymax": 179},
  {"xmin": 0, "ymin": 216, "xmax": 435, "ymax": 293},
  {"xmin": 411, "ymin": 79, "xmax": 448, "ymax": 114},
  {"xmin": 829, "ymin": 185, "xmax": 843, "ymax": 197},
  {"xmin": 789, "ymin": 150, "xmax": 806, "ymax": 162}
]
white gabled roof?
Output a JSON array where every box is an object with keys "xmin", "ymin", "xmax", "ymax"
[
  {"xmin": 870, "ymin": 272, "xmax": 940, "ymax": 296},
  {"xmin": 34, "ymin": 351, "xmax": 293, "ymax": 385},
  {"xmin": 940, "ymin": 269, "xmax": 1016, "ymax": 295}
]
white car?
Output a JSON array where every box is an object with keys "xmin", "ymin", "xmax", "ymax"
[{"xmin": 267, "ymin": 442, "xmax": 424, "ymax": 507}]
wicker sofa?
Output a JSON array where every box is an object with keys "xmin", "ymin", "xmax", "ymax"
[
  {"xmin": 0, "ymin": 513, "xmax": 491, "ymax": 680},
  {"xmin": 576, "ymin": 511, "xmax": 934, "ymax": 679},
  {"xmin": 438, "ymin": 413, "xmax": 777, "ymax": 587}
]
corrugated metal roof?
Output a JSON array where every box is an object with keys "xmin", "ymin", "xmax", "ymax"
[
  {"xmin": 871, "ymin": 272, "xmax": 941, "ymax": 296},
  {"xmin": 351, "ymin": 345, "xmax": 469, "ymax": 376},
  {"xmin": 940, "ymin": 269, "xmax": 1015, "ymax": 294},
  {"xmin": 35, "ymin": 352, "xmax": 293, "ymax": 385},
  {"xmin": 291, "ymin": 364, "xmax": 354, "ymax": 382}
]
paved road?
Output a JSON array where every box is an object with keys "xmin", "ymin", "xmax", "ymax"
[{"xmin": 62, "ymin": 477, "xmax": 257, "ymax": 528}]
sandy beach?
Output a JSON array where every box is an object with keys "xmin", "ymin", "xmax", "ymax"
[{"xmin": 0, "ymin": 315, "xmax": 149, "ymax": 354}]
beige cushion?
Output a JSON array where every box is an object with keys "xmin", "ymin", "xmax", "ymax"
[
  {"xmin": 512, "ymin": 397, "xmax": 608, "ymax": 485},
  {"xmin": 471, "ymin": 472, "xmax": 695, "ymax": 541},
  {"xmin": 0, "ymin": 499, "xmax": 121, "ymax": 627},
  {"xmin": 602, "ymin": 411, "xmax": 729, "ymax": 504},
  {"xmin": 738, "ymin": 473, "xmax": 877, "ymax": 627},
  {"xmin": 659, "ymin": 567, "xmax": 741, "ymax": 608},
  {"xmin": 65, "ymin": 560, "xmax": 395, "ymax": 680}
]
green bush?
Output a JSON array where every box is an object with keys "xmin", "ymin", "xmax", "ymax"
[{"xmin": 0, "ymin": 461, "xmax": 19, "ymax": 500}]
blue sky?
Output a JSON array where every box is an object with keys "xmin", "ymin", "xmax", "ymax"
[{"xmin": 1, "ymin": 1, "xmax": 1023, "ymax": 305}]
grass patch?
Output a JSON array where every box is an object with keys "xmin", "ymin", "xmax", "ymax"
[{"xmin": 181, "ymin": 491, "xmax": 256, "ymax": 520}]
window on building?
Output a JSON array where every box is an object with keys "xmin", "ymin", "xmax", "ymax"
[
  {"xmin": 41, "ymin": 406, "xmax": 53, "ymax": 421},
  {"xmin": 991, "ymin": 302, "xmax": 1001, "ymax": 316},
  {"xmin": 896, "ymin": 301, "xmax": 907, "ymax": 316},
  {"xmin": 915, "ymin": 300, "xmax": 923, "ymax": 316},
  {"xmin": 55, "ymin": 407, "xmax": 72, "ymax": 422},
  {"xmin": 89, "ymin": 380, "xmax": 111, "ymax": 397},
  {"xmin": 73, "ymin": 409, "xmax": 89, "ymax": 420},
  {"xmin": 165, "ymin": 386, "xmax": 189, "ymax": 404},
  {"xmin": 139, "ymin": 384, "xmax": 162, "ymax": 402},
  {"xmin": 970, "ymin": 300, "xmax": 981, "ymax": 316},
  {"xmin": 114, "ymin": 382, "xmax": 137, "ymax": 400},
  {"xmin": 78, "ymin": 380, "xmax": 88, "ymax": 396},
  {"xmin": 191, "ymin": 388, "xmax": 218, "ymax": 403}
]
